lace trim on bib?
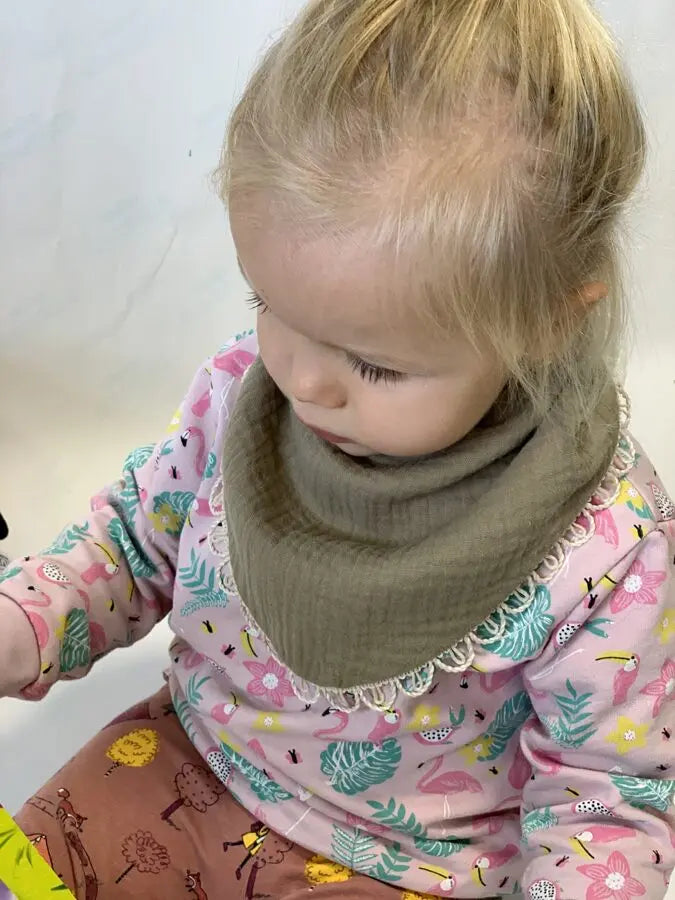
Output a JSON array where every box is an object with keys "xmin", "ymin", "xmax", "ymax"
[{"xmin": 208, "ymin": 389, "xmax": 635, "ymax": 713}]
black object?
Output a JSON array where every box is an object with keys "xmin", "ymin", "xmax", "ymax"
[{"xmin": 0, "ymin": 511, "xmax": 8, "ymax": 541}]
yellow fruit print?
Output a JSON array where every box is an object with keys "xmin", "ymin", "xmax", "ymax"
[
  {"xmin": 105, "ymin": 728, "xmax": 160, "ymax": 775},
  {"xmin": 401, "ymin": 892, "xmax": 439, "ymax": 899},
  {"xmin": 305, "ymin": 854, "xmax": 353, "ymax": 884}
]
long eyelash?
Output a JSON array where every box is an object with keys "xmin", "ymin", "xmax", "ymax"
[
  {"xmin": 245, "ymin": 291, "xmax": 268, "ymax": 313},
  {"xmin": 346, "ymin": 352, "xmax": 404, "ymax": 385}
]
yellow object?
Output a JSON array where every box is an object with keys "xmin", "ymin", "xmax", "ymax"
[
  {"xmin": 604, "ymin": 716, "xmax": 649, "ymax": 755},
  {"xmin": 0, "ymin": 806, "xmax": 75, "ymax": 899},
  {"xmin": 167, "ymin": 407, "xmax": 182, "ymax": 433},
  {"xmin": 305, "ymin": 854, "xmax": 353, "ymax": 884},
  {"xmin": 105, "ymin": 728, "xmax": 160, "ymax": 773}
]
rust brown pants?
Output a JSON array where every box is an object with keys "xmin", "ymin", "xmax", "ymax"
[{"xmin": 14, "ymin": 684, "xmax": 422, "ymax": 899}]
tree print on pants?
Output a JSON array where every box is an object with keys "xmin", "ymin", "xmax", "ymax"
[
  {"xmin": 105, "ymin": 729, "xmax": 159, "ymax": 776},
  {"xmin": 160, "ymin": 763, "xmax": 225, "ymax": 828},
  {"xmin": 115, "ymin": 831, "xmax": 170, "ymax": 884},
  {"xmin": 222, "ymin": 821, "xmax": 293, "ymax": 899}
]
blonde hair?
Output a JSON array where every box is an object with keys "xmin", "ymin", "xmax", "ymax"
[{"xmin": 216, "ymin": 0, "xmax": 647, "ymax": 423}]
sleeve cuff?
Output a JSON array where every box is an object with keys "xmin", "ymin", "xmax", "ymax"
[{"xmin": 0, "ymin": 594, "xmax": 41, "ymax": 696}]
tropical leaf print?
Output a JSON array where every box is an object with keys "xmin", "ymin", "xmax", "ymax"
[
  {"xmin": 367, "ymin": 798, "xmax": 425, "ymax": 838},
  {"xmin": 543, "ymin": 680, "xmax": 596, "ymax": 749},
  {"xmin": 107, "ymin": 518, "xmax": 157, "ymax": 578},
  {"xmin": 185, "ymin": 673, "xmax": 210, "ymax": 706},
  {"xmin": 320, "ymin": 739, "xmax": 402, "ymax": 796},
  {"xmin": 610, "ymin": 774, "xmax": 675, "ymax": 813},
  {"xmin": 42, "ymin": 523, "xmax": 92, "ymax": 555},
  {"xmin": 521, "ymin": 807, "xmax": 558, "ymax": 842},
  {"xmin": 370, "ymin": 843, "xmax": 411, "ymax": 884},
  {"xmin": 204, "ymin": 451, "xmax": 217, "ymax": 480},
  {"xmin": 151, "ymin": 491, "xmax": 195, "ymax": 537},
  {"xmin": 366, "ymin": 798, "xmax": 469, "ymax": 857},
  {"xmin": 0, "ymin": 565, "xmax": 21, "ymax": 584},
  {"xmin": 482, "ymin": 585, "xmax": 554, "ymax": 661},
  {"xmin": 59, "ymin": 609, "xmax": 91, "ymax": 672},
  {"xmin": 179, "ymin": 549, "xmax": 229, "ymax": 616},
  {"xmin": 173, "ymin": 698, "xmax": 197, "ymax": 743},
  {"xmin": 123, "ymin": 444, "xmax": 155, "ymax": 470},
  {"xmin": 620, "ymin": 479, "xmax": 654, "ymax": 521},
  {"xmin": 584, "ymin": 617, "xmax": 612, "ymax": 639},
  {"xmin": 331, "ymin": 826, "xmax": 376, "ymax": 872},
  {"xmin": 228, "ymin": 329, "xmax": 255, "ymax": 345},
  {"xmin": 414, "ymin": 836, "xmax": 470, "ymax": 858},
  {"xmin": 110, "ymin": 474, "xmax": 143, "ymax": 528},
  {"xmin": 478, "ymin": 691, "xmax": 533, "ymax": 761},
  {"xmin": 219, "ymin": 741, "xmax": 293, "ymax": 803}
]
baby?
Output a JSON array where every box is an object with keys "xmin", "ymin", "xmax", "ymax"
[{"xmin": 1, "ymin": 0, "xmax": 673, "ymax": 897}]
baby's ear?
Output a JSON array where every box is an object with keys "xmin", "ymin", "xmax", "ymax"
[{"xmin": 576, "ymin": 281, "xmax": 609, "ymax": 305}]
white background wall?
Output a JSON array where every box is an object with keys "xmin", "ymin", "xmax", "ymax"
[{"xmin": 0, "ymin": 2, "xmax": 673, "ymax": 886}]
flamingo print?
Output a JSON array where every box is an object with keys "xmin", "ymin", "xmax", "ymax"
[
  {"xmin": 478, "ymin": 670, "xmax": 519, "ymax": 693},
  {"xmin": 213, "ymin": 347, "xmax": 256, "ymax": 378},
  {"xmin": 470, "ymin": 844, "xmax": 519, "ymax": 887},
  {"xmin": 312, "ymin": 708, "xmax": 349, "ymax": 739},
  {"xmin": 19, "ymin": 586, "xmax": 52, "ymax": 649},
  {"xmin": 416, "ymin": 756, "xmax": 483, "ymax": 796},
  {"xmin": 181, "ymin": 426, "xmax": 208, "ymax": 476},
  {"xmin": 367, "ymin": 709, "xmax": 401, "ymax": 742},
  {"xmin": 594, "ymin": 650, "xmax": 640, "ymax": 705},
  {"xmin": 570, "ymin": 823, "xmax": 636, "ymax": 859},
  {"xmin": 594, "ymin": 507, "xmax": 620, "ymax": 548},
  {"xmin": 418, "ymin": 864, "xmax": 456, "ymax": 894},
  {"xmin": 211, "ymin": 694, "xmax": 239, "ymax": 725},
  {"xmin": 519, "ymin": 720, "xmax": 562, "ymax": 777},
  {"xmin": 81, "ymin": 543, "xmax": 120, "ymax": 584},
  {"xmin": 247, "ymin": 738, "xmax": 267, "ymax": 760},
  {"xmin": 471, "ymin": 813, "xmax": 509, "ymax": 836},
  {"xmin": 507, "ymin": 745, "xmax": 532, "ymax": 789}
]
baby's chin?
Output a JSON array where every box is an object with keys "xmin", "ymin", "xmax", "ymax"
[{"xmin": 331, "ymin": 439, "xmax": 374, "ymax": 457}]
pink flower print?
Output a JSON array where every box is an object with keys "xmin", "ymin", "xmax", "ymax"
[
  {"xmin": 244, "ymin": 656, "xmax": 294, "ymax": 708},
  {"xmin": 578, "ymin": 850, "xmax": 646, "ymax": 899},
  {"xmin": 609, "ymin": 559, "xmax": 666, "ymax": 614},
  {"xmin": 639, "ymin": 658, "xmax": 675, "ymax": 718}
]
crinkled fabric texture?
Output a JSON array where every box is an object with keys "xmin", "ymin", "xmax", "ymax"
[{"xmin": 222, "ymin": 356, "xmax": 619, "ymax": 688}]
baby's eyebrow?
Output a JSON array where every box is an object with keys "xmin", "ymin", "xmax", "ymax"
[{"xmin": 236, "ymin": 255, "xmax": 428, "ymax": 373}]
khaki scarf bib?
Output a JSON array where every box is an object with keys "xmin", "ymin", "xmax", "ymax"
[{"xmin": 222, "ymin": 359, "xmax": 619, "ymax": 690}]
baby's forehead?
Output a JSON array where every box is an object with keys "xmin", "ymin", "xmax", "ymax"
[{"xmin": 237, "ymin": 211, "xmax": 431, "ymax": 328}]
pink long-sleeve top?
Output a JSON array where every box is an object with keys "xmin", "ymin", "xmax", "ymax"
[{"xmin": 1, "ymin": 331, "xmax": 674, "ymax": 898}]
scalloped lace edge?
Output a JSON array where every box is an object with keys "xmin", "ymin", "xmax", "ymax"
[{"xmin": 207, "ymin": 388, "xmax": 635, "ymax": 713}]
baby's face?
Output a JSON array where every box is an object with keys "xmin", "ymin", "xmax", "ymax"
[{"xmin": 230, "ymin": 198, "xmax": 505, "ymax": 458}]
